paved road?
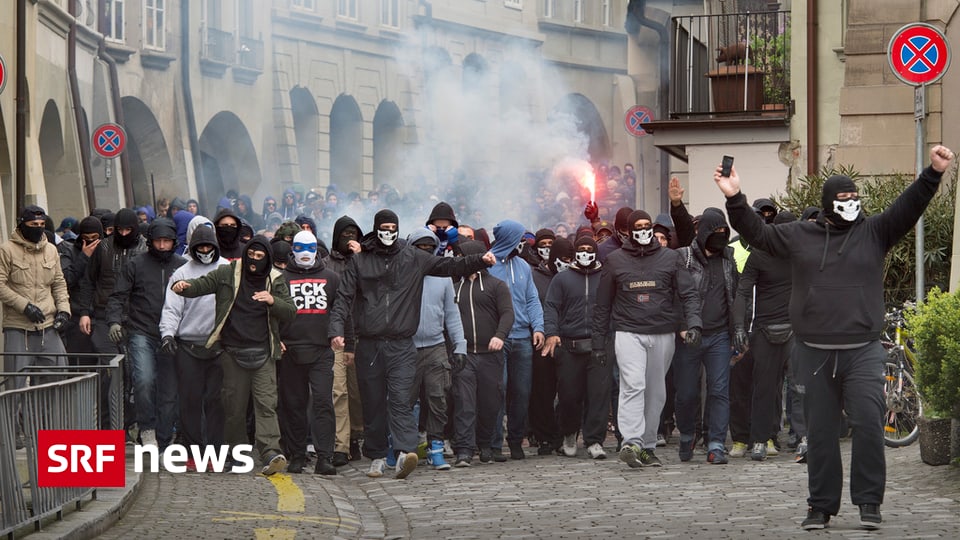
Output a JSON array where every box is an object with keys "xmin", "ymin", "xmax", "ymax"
[{"xmin": 98, "ymin": 438, "xmax": 960, "ymax": 539}]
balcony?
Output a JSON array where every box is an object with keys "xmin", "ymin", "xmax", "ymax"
[
  {"xmin": 234, "ymin": 36, "xmax": 265, "ymax": 85},
  {"xmin": 669, "ymin": 10, "xmax": 791, "ymax": 118},
  {"xmin": 200, "ymin": 26, "xmax": 234, "ymax": 77}
]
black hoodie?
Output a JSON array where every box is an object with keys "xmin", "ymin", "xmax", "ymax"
[
  {"xmin": 214, "ymin": 208, "xmax": 244, "ymax": 260},
  {"xmin": 327, "ymin": 215, "xmax": 362, "ymax": 275},
  {"xmin": 280, "ymin": 252, "xmax": 342, "ymax": 351},
  {"xmin": 677, "ymin": 210, "xmax": 737, "ymax": 336},
  {"xmin": 726, "ymin": 166, "xmax": 944, "ymax": 345},
  {"xmin": 453, "ymin": 241, "xmax": 515, "ymax": 353},
  {"xmin": 543, "ymin": 250, "xmax": 602, "ymax": 340}
]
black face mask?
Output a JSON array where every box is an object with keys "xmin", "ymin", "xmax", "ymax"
[
  {"xmin": 705, "ymin": 232, "xmax": 728, "ymax": 253},
  {"xmin": 149, "ymin": 243, "xmax": 175, "ymax": 263},
  {"xmin": 244, "ymin": 253, "xmax": 270, "ymax": 278},
  {"xmin": 19, "ymin": 224, "xmax": 45, "ymax": 243},
  {"xmin": 217, "ymin": 225, "xmax": 240, "ymax": 246},
  {"xmin": 336, "ymin": 231, "xmax": 357, "ymax": 255},
  {"xmin": 114, "ymin": 230, "xmax": 139, "ymax": 249}
]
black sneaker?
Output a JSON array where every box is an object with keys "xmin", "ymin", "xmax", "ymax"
[
  {"xmin": 509, "ymin": 443, "xmax": 525, "ymax": 460},
  {"xmin": 314, "ymin": 458, "xmax": 337, "ymax": 476},
  {"xmin": 454, "ymin": 455, "xmax": 472, "ymax": 467},
  {"xmin": 638, "ymin": 448, "xmax": 662, "ymax": 467},
  {"xmin": 678, "ymin": 439, "xmax": 695, "ymax": 462},
  {"xmin": 491, "ymin": 447, "xmax": 508, "ymax": 462},
  {"xmin": 287, "ymin": 457, "xmax": 305, "ymax": 474},
  {"xmin": 349, "ymin": 439, "xmax": 362, "ymax": 461},
  {"xmin": 859, "ymin": 504, "xmax": 881, "ymax": 530},
  {"xmin": 801, "ymin": 507, "xmax": 830, "ymax": 530},
  {"xmin": 537, "ymin": 442, "xmax": 556, "ymax": 456},
  {"xmin": 331, "ymin": 452, "xmax": 349, "ymax": 467},
  {"xmin": 479, "ymin": 448, "xmax": 493, "ymax": 463}
]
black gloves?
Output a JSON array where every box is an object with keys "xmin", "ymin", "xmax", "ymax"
[
  {"xmin": 450, "ymin": 353, "xmax": 467, "ymax": 374},
  {"xmin": 591, "ymin": 349, "xmax": 607, "ymax": 367},
  {"xmin": 734, "ymin": 327, "xmax": 749, "ymax": 352},
  {"xmin": 684, "ymin": 327, "xmax": 702, "ymax": 348},
  {"xmin": 160, "ymin": 336, "xmax": 178, "ymax": 356},
  {"xmin": 23, "ymin": 303, "xmax": 45, "ymax": 323},
  {"xmin": 53, "ymin": 311, "xmax": 70, "ymax": 331}
]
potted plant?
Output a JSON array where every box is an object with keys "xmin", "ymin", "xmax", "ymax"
[
  {"xmin": 749, "ymin": 26, "xmax": 790, "ymax": 109},
  {"xmin": 905, "ymin": 287, "xmax": 960, "ymax": 465}
]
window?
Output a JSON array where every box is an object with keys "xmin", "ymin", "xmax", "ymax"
[
  {"xmin": 573, "ymin": 0, "xmax": 583, "ymax": 23},
  {"xmin": 504, "ymin": 0, "xmax": 522, "ymax": 9},
  {"xmin": 238, "ymin": 0, "xmax": 254, "ymax": 38},
  {"xmin": 543, "ymin": 0, "xmax": 554, "ymax": 18},
  {"xmin": 144, "ymin": 0, "xmax": 165, "ymax": 49},
  {"xmin": 381, "ymin": 0, "xmax": 399, "ymax": 27},
  {"xmin": 337, "ymin": 0, "xmax": 358, "ymax": 19},
  {"xmin": 105, "ymin": 0, "xmax": 124, "ymax": 41},
  {"xmin": 601, "ymin": 0, "xmax": 610, "ymax": 26},
  {"xmin": 291, "ymin": 0, "xmax": 315, "ymax": 9}
]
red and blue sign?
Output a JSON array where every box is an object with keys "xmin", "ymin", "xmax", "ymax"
[
  {"xmin": 0, "ymin": 54, "xmax": 7, "ymax": 95},
  {"xmin": 624, "ymin": 105, "xmax": 654, "ymax": 137},
  {"xmin": 92, "ymin": 123, "xmax": 126, "ymax": 159},
  {"xmin": 888, "ymin": 23, "xmax": 950, "ymax": 86}
]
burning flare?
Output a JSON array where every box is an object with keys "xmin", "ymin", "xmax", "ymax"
[{"xmin": 580, "ymin": 168, "xmax": 596, "ymax": 203}]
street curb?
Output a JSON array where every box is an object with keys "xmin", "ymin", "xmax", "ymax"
[{"xmin": 26, "ymin": 468, "xmax": 142, "ymax": 540}]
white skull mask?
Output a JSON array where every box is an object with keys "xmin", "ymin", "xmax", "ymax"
[
  {"xmin": 832, "ymin": 198, "xmax": 861, "ymax": 222},
  {"xmin": 632, "ymin": 228, "xmax": 654, "ymax": 245},
  {"xmin": 575, "ymin": 251, "xmax": 596, "ymax": 267}
]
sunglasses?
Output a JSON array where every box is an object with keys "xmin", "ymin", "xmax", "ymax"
[{"xmin": 293, "ymin": 243, "xmax": 317, "ymax": 253}]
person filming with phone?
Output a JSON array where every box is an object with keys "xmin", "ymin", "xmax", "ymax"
[{"xmin": 714, "ymin": 145, "xmax": 956, "ymax": 531}]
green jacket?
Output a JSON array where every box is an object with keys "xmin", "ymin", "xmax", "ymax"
[{"xmin": 176, "ymin": 261, "xmax": 295, "ymax": 360}]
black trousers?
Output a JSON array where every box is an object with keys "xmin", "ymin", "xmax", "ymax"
[
  {"xmin": 555, "ymin": 345, "xmax": 611, "ymax": 446},
  {"xmin": 452, "ymin": 351, "xmax": 503, "ymax": 454},
  {"xmin": 729, "ymin": 348, "xmax": 754, "ymax": 443},
  {"xmin": 798, "ymin": 341, "xmax": 886, "ymax": 515},
  {"xmin": 356, "ymin": 338, "xmax": 419, "ymax": 457},
  {"xmin": 174, "ymin": 340, "xmax": 224, "ymax": 446},
  {"xmin": 529, "ymin": 352, "xmax": 560, "ymax": 448},
  {"xmin": 278, "ymin": 347, "xmax": 335, "ymax": 460},
  {"xmin": 748, "ymin": 331, "xmax": 791, "ymax": 445}
]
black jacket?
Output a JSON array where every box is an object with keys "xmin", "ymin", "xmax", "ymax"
[
  {"xmin": 592, "ymin": 240, "xmax": 701, "ymax": 350},
  {"xmin": 328, "ymin": 233, "xmax": 490, "ymax": 340},
  {"xmin": 326, "ymin": 215, "xmax": 362, "ymax": 276},
  {"xmin": 531, "ymin": 261, "xmax": 553, "ymax": 306},
  {"xmin": 281, "ymin": 254, "xmax": 342, "ymax": 351},
  {"xmin": 454, "ymin": 271, "xmax": 514, "ymax": 353},
  {"xmin": 107, "ymin": 250, "xmax": 186, "ymax": 338},
  {"xmin": 544, "ymin": 264, "xmax": 602, "ymax": 340},
  {"xmin": 733, "ymin": 247, "xmax": 791, "ymax": 328},
  {"xmin": 726, "ymin": 166, "xmax": 943, "ymax": 345},
  {"xmin": 76, "ymin": 234, "xmax": 148, "ymax": 317},
  {"xmin": 677, "ymin": 237, "xmax": 739, "ymax": 337},
  {"xmin": 59, "ymin": 240, "xmax": 90, "ymax": 315}
]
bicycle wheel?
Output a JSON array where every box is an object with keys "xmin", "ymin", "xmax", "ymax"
[{"xmin": 883, "ymin": 360, "xmax": 922, "ymax": 447}]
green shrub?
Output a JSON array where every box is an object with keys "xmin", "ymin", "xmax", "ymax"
[
  {"xmin": 905, "ymin": 287, "xmax": 960, "ymax": 418},
  {"xmin": 773, "ymin": 165, "xmax": 956, "ymax": 306}
]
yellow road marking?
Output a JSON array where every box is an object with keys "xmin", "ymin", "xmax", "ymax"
[
  {"xmin": 254, "ymin": 528, "xmax": 297, "ymax": 540},
  {"xmin": 267, "ymin": 473, "xmax": 306, "ymax": 513}
]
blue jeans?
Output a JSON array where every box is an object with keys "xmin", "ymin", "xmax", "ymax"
[
  {"xmin": 127, "ymin": 333, "xmax": 178, "ymax": 446},
  {"xmin": 492, "ymin": 337, "xmax": 533, "ymax": 446},
  {"xmin": 674, "ymin": 332, "xmax": 731, "ymax": 452}
]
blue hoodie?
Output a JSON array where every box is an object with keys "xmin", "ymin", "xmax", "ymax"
[
  {"xmin": 408, "ymin": 228, "xmax": 467, "ymax": 354},
  {"xmin": 488, "ymin": 220, "xmax": 544, "ymax": 339},
  {"xmin": 173, "ymin": 209, "xmax": 195, "ymax": 255}
]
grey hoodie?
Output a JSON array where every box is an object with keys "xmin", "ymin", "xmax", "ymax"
[
  {"xmin": 409, "ymin": 228, "xmax": 467, "ymax": 354},
  {"xmin": 160, "ymin": 225, "xmax": 230, "ymax": 341}
]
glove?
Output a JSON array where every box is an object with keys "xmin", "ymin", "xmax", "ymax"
[
  {"xmin": 591, "ymin": 349, "xmax": 607, "ymax": 367},
  {"xmin": 684, "ymin": 327, "xmax": 702, "ymax": 348},
  {"xmin": 445, "ymin": 226, "xmax": 459, "ymax": 245},
  {"xmin": 450, "ymin": 353, "xmax": 467, "ymax": 374},
  {"xmin": 23, "ymin": 303, "xmax": 45, "ymax": 323},
  {"xmin": 584, "ymin": 201, "xmax": 599, "ymax": 222},
  {"xmin": 53, "ymin": 311, "xmax": 70, "ymax": 331},
  {"xmin": 108, "ymin": 323, "xmax": 125, "ymax": 344},
  {"xmin": 160, "ymin": 336, "xmax": 178, "ymax": 356},
  {"xmin": 734, "ymin": 327, "xmax": 749, "ymax": 352}
]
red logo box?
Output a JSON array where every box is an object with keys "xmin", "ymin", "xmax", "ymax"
[{"xmin": 37, "ymin": 430, "xmax": 126, "ymax": 487}]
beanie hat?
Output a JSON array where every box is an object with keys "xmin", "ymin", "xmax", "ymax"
[
  {"xmin": 76, "ymin": 216, "xmax": 104, "ymax": 236},
  {"xmin": 575, "ymin": 235, "xmax": 598, "ymax": 252},
  {"xmin": 626, "ymin": 210, "xmax": 652, "ymax": 228},
  {"xmin": 100, "ymin": 212, "xmax": 115, "ymax": 230},
  {"xmin": 534, "ymin": 228, "xmax": 555, "ymax": 244},
  {"xmin": 374, "ymin": 209, "xmax": 399, "ymax": 230},
  {"xmin": 614, "ymin": 206, "xmax": 635, "ymax": 232},
  {"xmin": 272, "ymin": 240, "xmax": 292, "ymax": 263},
  {"xmin": 115, "ymin": 208, "xmax": 139, "ymax": 230}
]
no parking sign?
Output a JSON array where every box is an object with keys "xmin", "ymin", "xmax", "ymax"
[
  {"xmin": 92, "ymin": 123, "xmax": 127, "ymax": 159},
  {"xmin": 888, "ymin": 23, "xmax": 950, "ymax": 86}
]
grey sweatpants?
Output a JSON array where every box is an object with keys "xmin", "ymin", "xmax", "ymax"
[
  {"xmin": 615, "ymin": 331, "xmax": 675, "ymax": 449},
  {"xmin": 3, "ymin": 328, "xmax": 67, "ymax": 390}
]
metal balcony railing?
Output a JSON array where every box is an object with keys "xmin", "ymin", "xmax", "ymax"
[
  {"xmin": 237, "ymin": 36, "xmax": 264, "ymax": 71},
  {"xmin": 670, "ymin": 10, "xmax": 791, "ymax": 118},
  {"xmin": 202, "ymin": 26, "xmax": 235, "ymax": 65}
]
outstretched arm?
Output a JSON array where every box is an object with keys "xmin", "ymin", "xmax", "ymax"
[{"xmin": 876, "ymin": 145, "xmax": 954, "ymax": 250}]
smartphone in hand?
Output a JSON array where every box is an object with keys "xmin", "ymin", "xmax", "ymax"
[{"xmin": 721, "ymin": 155, "xmax": 734, "ymax": 177}]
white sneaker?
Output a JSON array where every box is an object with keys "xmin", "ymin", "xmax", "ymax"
[
  {"xmin": 443, "ymin": 439, "xmax": 455, "ymax": 458},
  {"xmin": 562, "ymin": 434, "xmax": 578, "ymax": 457},
  {"xmin": 140, "ymin": 429, "xmax": 158, "ymax": 447},
  {"xmin": 396, "ymin": 451, "xmax": 418, "ymax": 479},
  {"xmin": 656, "ymin": 434, "xmax": 667, "ymax": 447},
  {"xmin": 586, "ymin": 443, "xmax": 606, "ymax": 460},
  {"xmin": 261, "ymin": 453, "xmax": 287, "ymax": 476},
  {"xmin": 367, "ymin": 458, "xmax": 386, "ymax": 478}
]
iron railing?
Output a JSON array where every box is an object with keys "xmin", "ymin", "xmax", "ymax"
[
  {"xmin": 202, "ymin": 26, "xmax": 235, "ymax": 64},
  {"xmin": 237, "ymin": 36, "xmax": 264, "ymax": 71},
  {"xmin": 670, "ymin": 10, "xmax": 791, "ymax": 118}
]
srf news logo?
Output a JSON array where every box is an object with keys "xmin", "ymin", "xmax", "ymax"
[{"xmin": 37, "ymin": 430, "xmax": 255, "ymax": 487}]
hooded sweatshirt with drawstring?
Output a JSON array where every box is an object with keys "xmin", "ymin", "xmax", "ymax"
[
  {"xmin": 488, "ymin": 220, "xmax": 545, "ymax": 340},
  {"xmin": 160, "ymin": 225, "xmax": 230, "ymax": 342},
  {"xmin": 724, "ymin": 166, "xmax": 944, "ymax": 345},
  {"xmin": 454, "ymin": 240, "xmax": 515, "ymax": 353}
]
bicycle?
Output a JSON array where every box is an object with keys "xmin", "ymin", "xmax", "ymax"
[{"xmin": 880, "ymin": 304, "xmax": 923, "ymax": 447}]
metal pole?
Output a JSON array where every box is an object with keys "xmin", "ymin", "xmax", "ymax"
[{"xmin": 915, "ymin": 85, "xmax": 925, "ymax": 301}]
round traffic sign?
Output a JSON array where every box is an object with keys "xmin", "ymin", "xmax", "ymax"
[
  {"xmin": 0, "ymin": 54, "xmax": 7, "ymax": 95},
  {"xmin": 624, "ymin": 105, "xmax": 654, "ymax": 137},
  {"xmin": 92, "ymin": 123, "xmax": 126, "ymax": 159},
  {"xmin": 888, "ymin": 23, "xmax": 950, "ymax": 86}
]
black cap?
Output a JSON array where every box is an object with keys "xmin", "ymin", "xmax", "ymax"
[{"xmin": 19, "ymin": 205, "xmax": 46, "ymax": 223}]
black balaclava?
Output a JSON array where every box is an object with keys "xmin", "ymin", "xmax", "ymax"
[
  {"xmin": 337, "ymin": 224, "xmax": 360, "ymax": 255},
  {"xmin": 801, "ymin": 206, "xmax": 821, "ymax": 222},
  {"xmin": 271, "ymin": 240, "xmax": 292, "ymax": 269},
  {"xmin": 374, "ymin": 209, "xmax": 400, "ymax": 248},
  {"xmin": 113, "ymin": 208, "xmax": 140, "ymax": 249},
  {"xmin": 614, "ymin": 206, "xmax": 635, "ymax": 243},
  {"xmin": 534, "ymin": 228, "xmax": 556, "ymax": 261},
  {"xmin": 774, "ymin": 211, "xmax": 797, "ymax": 225},
  {"xmin": 147, "ymin": 217, "xmax": 178, "ymax": 263},
  {"xmin": 214, "ymin": 209, "xmax": 241, "ymax": 249},
  {"xmin": 18, "ymin": 205, "xmax": 47, "ymax": 243},
  {"xmin": 626, "ymin": 209, "xmax": 654, "ymax": 247},
  {"xmin": 548, "ymin": 237, "xmax": 575, "ymax": 274},
  {"xmin": 752, "ymin": 198, "xmax": 778, "ymax": 224},
  {"xmin": 100, "ymin": 212, "xmax": 115, "ymax": 235},
  {"xmin": 76, "ymin": 216, "xmax": 104, "ymax": 247},
  {"xmin": 574, "ymin": 235, "xmax": 599, "ymax": 269},
  {"xmin": 821, "ymin": 175, "xmax": 862, "ymax": 226},
  {"xmin": 697, "ymin": 210, "xmax": 730, "ymax": 255},
  {"xmin": 242, "ymin": 236, "xmax": 273, "ymax": 280}
]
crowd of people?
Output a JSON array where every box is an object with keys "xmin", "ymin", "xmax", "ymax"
[{"xmin": 2, "ymin": 146, "xmax": 952, "ymax": 531}]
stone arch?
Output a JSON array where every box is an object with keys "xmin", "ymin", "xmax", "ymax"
[
  {"xmin": 552, "ymin": 93, "xmax": 612, "ymax": 163},
  {"xmin": 462, "ymin": 53, "xmax": 489, "ymax": 93},
  {"xmin": 121, "ymin": 97, "xmax": 175, "ymax": 207},
  {"xmin": 0, "ymin": 107, "xmax": 11, "ymax": 236},
  {"xmin": 199, "ymin": 111, "xmax": 262, "ymax": 215},
  {"xmin": 329, "ymin": 94, "xmax": 363, "ymax": 195},
  {"xmin": 38, "ymin": 99, "xmax": 83, "ymax": 222},
  {"xmin": 373, "ymin": 100, "xmax": 404, "ymax": 190},
  {"xmin": 290, "ymin": 86, "xmax": 319, "ymax": 187}
]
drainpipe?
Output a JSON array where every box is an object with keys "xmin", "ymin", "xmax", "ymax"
[
  {"xmin": 627, "ymin": 0, "xmax": 671, "ymax": 212},
  {"xmin": 181, "ymin": 0, "xmax": 205, "ymax": 211},
  {"xmin": 69, "ymin": 0, "xmax": 97, "ymax": 209},
  {"xmin": 15, "ymin": 0, "xmax": 27, "ymax": 212},
  {"xmin": 97, "ymin": 38, "xmax": 134, "ymax": 206},
  {"xmin": 806, "ymin": 0, "xmax": 818, "ymax": 173}
]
